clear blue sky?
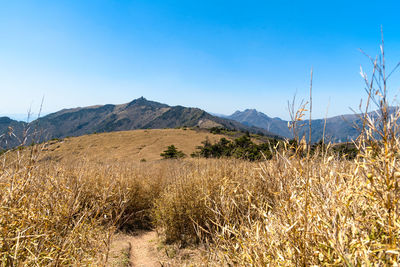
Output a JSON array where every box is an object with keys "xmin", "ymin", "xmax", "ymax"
[{"xmin": 1, "ymin": 0, "xmax": 400, "ymax": 120}]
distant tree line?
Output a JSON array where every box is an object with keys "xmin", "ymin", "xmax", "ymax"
[{"xmin": 208, "ymin": 127, "xmax": 237, "ymax": 135}]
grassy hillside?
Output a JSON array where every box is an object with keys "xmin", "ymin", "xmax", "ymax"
[
  {"xmin": 2, "ymin": 132, "xmax": 400, "ymax": 265},
  {"xmin": 39, "ymin": 128, "xmax": 229, "ymax": 163}
]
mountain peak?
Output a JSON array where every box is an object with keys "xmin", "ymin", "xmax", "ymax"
[
  {"xmin": 129, "ymin": 96, "xmax": 148, "ymax": 104},
  {"xmin": 126, "ymin": 97, "xmax": 169, "ymax": 109},
  {"xmin": 244, "ymin": 108, "xmax": 257, "ymax": 112},
  {"xmin": 243, "ymin": 109, "xmax": 259, "ymax": 115},
  {"xmin": 232, "ymin": 109, "xmax": 269, "ymax": 119},
  {"xmin": 0, "ymin": 117, "xmax": 13, "ymax": 123}
]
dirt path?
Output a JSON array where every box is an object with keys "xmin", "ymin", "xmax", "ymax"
[
  {"xmin": 130, "ymin": 231, "xmax": 159, "ymax": 267},
  {"xmin": 107, "ymin": 231, "xmax": 160, "ymax": 267}
]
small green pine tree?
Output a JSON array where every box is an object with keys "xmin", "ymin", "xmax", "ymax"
[{"xmin": 160, "ymin": 145, "xmax": 185, "ymax": 159}]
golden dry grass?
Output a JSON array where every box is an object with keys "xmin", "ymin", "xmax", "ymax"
[
  {"xmin": 2, "ymin": 132, "xmax": 400, "ymax": 265},
  {"xmin": 40, "ymin": 128, "xmax": 228, "ymax": 163},
  {"xmin": 0, "ymin": 150, "xmax": 185, "ymax": 266}
]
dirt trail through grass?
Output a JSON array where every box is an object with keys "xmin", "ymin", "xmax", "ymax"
[{"xmin": 108, "ymin": 231, "xmax": 160, "ymax": 267}]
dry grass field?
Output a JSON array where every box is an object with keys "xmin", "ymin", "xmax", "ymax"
[
  {"xmin": 2, "ymin": 136, "xmax": 400, "ymax": 265},
  {"xmin": 39, "ymin": 128, "xmax": 228, "ymax": 163}
]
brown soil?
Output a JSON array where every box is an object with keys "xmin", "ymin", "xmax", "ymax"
[
  {"xmin": 107, "ymin": 231, "xmax": 160, "ymax": 267},
  {"xmin": 107, "ymin": 230, "xmax": 207, "ymax": 267}
]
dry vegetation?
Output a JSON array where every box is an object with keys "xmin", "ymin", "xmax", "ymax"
[
  {"xmin": 2, "ymin": 141, "xmax": 399, "ymax": 265},
  {"xmin": 39, "ymin": 128, "xmax": 227, "ymax": 163},
  {"xmin": 1, "ymin": 40, "xmax": 400, "ymax": 266}
]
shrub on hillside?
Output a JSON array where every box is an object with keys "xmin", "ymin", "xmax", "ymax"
[
  {"xmin": 160, "ymin": 145, "xmax": 185, "ymax": 159},
  {"xmin": 192, "ymin": 135, "xmax": 279, "ymax": 161}
]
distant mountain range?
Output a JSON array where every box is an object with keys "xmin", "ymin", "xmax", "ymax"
[
  {"xmin": 224, "ymin": 108, "xmax": 383, "ymax": 143},
  {"xmin": 1, "ymin": 97, "xmax": 393, "ymax": 150},
  {"xmin": 227, "ymin": 109, "xmax": 292, "ymax": 138},
  {"xmin": 0, "ymin": 97, "xmax": 278, "ymax": 149}
]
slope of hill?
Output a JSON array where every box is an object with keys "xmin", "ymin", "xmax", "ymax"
[
  {"xmin": 0, "ymin": 98, "xmax": 279, "ymax": 150},
  {"xmin": 39, "ymin": 128, "xmax": 230, "ymax": 163},
  {"xmin": 0, "ymin": 117, "xmax": 27, "ymax": 149},
  {"xmin": 33, "ymin": 97, "xmax": 276, "ymax": 139},
  {"xmin": 226, "ymin": 108, "xmax": 389, "ymax": 143}
]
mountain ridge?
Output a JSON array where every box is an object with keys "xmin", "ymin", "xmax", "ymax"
[
  {"xmin": 224, "ymin": 107, "xmax": 396, "ymax": 143},
  {"xmin": 3, "ymin": 98, "xmax": 392, "ymax": 149},
  {"xmin": 0, "ymin": 98, "xmax": 278, "ymax": 149}
]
